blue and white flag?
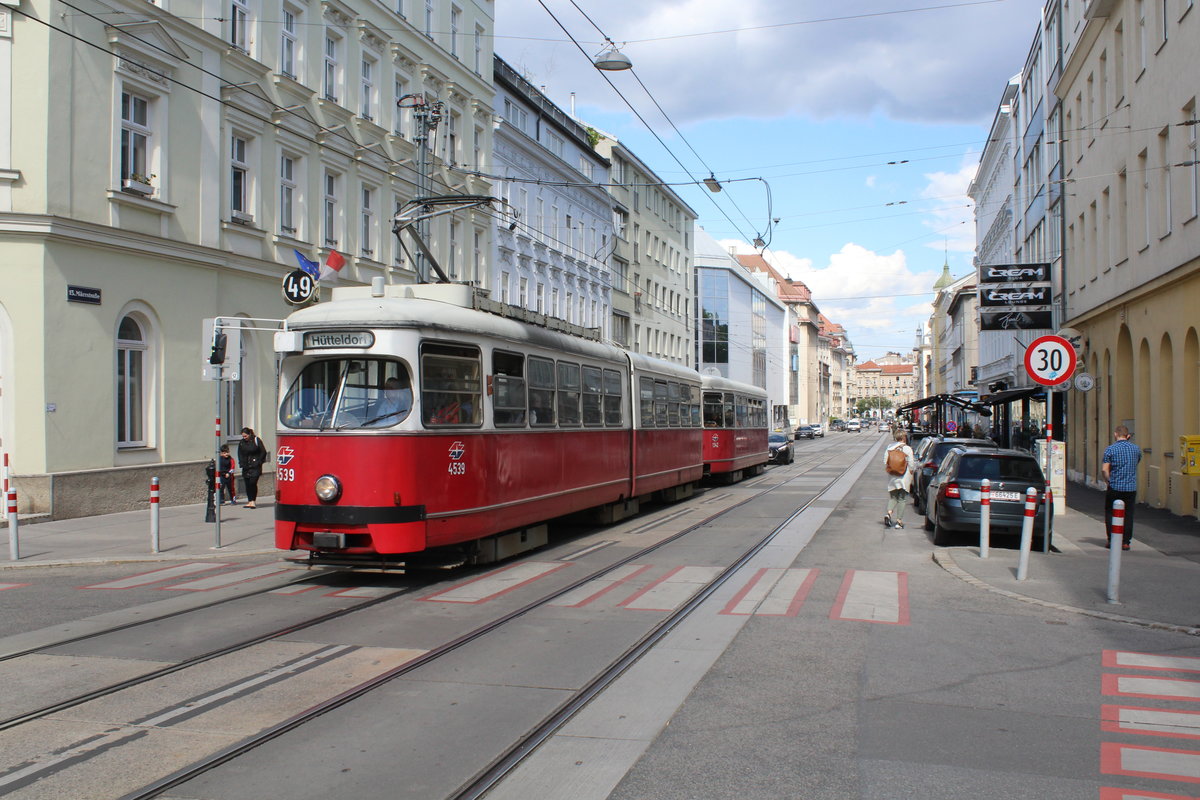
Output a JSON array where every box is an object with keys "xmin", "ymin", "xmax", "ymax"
[{"xmin": 293, "ymin": 249, "xmax": 320, "ymax": 279}]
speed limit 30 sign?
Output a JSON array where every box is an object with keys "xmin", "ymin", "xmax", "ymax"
[{"xmin": 1024, "ymin": 334, "xmax": 1077, "ymax": 386}]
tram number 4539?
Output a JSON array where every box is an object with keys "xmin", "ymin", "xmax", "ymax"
[
  {"xmin": 448, "ymin": 462, "xmax": 467, "ymax": 476},
  {"xmin": 277, "ymin": 468, "xmax": 296, "ymax": 482}
]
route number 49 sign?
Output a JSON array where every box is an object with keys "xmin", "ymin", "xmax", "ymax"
[{"xmin": 1024, "ymin": 335, "xmax": 1077, "ymax": 386}]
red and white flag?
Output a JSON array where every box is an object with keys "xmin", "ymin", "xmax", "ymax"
[{"xmin": 319, "ymin": 250, "xmax": 346, "ymax": 282}]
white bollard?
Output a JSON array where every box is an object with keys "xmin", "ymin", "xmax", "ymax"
[
  {"xmin": 150, "ymin": 476, "xmax": 161, "ymax": 553},
  {"xmin": 979, "ymin": 478, "xmax": 991, "ymax": 559},
  {"xmin": 6, "ymin": 488, "xmax": 17, "ymax": 561},
  {"xmin": 1107, "ymin": 500, "xmax": 1126, "ymax": 603},
  {"xmin": 1016, "ymin": 487, "xmax": 1038, "ymax": 581}
]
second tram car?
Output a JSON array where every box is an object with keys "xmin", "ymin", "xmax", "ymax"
[
  {"xmin": 273, "ymin": 283, "xmax": 719, "ymax": 565},
  {"xmin": 701, "ymin": 375, "xmax": 769, "ymax": 481}
]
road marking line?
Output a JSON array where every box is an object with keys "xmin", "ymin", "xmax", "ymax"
[
  {"xmin": 550, "ymin": 564, "xmax": 652, "ymax": 608},
  {"xmin": 161, "ymin": 564, "xmax": 294, "ymax": 591},
  {"xmin": 1098, "ymin": 787, "xmax": 1200, "ymax": 799},
  {"xmin": 1100, "ymin": 741, "xmax": 1200, "ymax": 783},
  {"xmin": 619, "ymin": 565, "xmax": 724, "ymax": 611},
  {"xmin": 830, "ymin": 569, "xmax": 910, "ymax": 625},
  {"xmin": 81, "ymin": 562, "xmax": 231, "ymax": 590},
  {"xmin": 1103, "ymin": 705, "xmax": 1200, "ymax": 740},
  {"xmin": 1105, "ymin": 651, "xmax": 1200, "ymax": 673},
  {"xmin": 268, "ymin": 584, "xmax": 323, "ymax": 595},
  {"xmin": 1103, "ymin": 674, "xmax": 1200, "ymax": 702},
  {"xmin": 0, "ymin": 583, "xmax": 29, "ymax": 591},
  {"xmin": 721, "ymin": 568, "xmax": 817, "ymax": 616},
  {"xmin": 420, "ymin": 562, "xmax": 567, "ymax": 604},
  {"xmin": 558, "ymin": 540, "xmax": 617, "ymax": 561},
  {"xmin": 325, "ymin": 586, "xmax": 399, "ymax": 598}
]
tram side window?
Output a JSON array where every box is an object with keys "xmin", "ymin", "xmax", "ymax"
[
  {"xmin": 689, "ymin": 385, "xmax": 702, "ymax": 427},
  {"xmin": 639, "ymin": 376, "xmax": 655, "ymax": 427},
  {"xmin": 528, "ymin": 357, "xmax": 556, "ymax": 426},
  {"xmin": 603, "ymin": 369, "xmax": 622, "ymax": 426},
  {"xmin": 493, "ymin": 350, "xmax": 527, "ymax": 426},
  {"xmin": 667, "ymin": 382, "xmax": 682, "ymax": 427},
  {"xmin": 752, "ymin": 399, "xmax": 766, "ymax": 427},
  {"xmin": 581, "ymin": 366, "xmax": 604, "ymax": 426},
  {"xmin": 735, "ymin": 395, "xmax": 749, "ymax": 428},
  {"xmin": 703, "ymin": 392, "xmax": 723, "ymax": 428},
  {"xmin": 557, "ymin": 362, "xmax": 581, "ymax": 426},
  {"xmin": 654, "ymin": 380, "xmax": 669, "ymax": 427},
  {"xmin": 723, "ymin": 393, "xmax": 735, "ymax": 427},
  {"xmin": 421, "ymin": 343, "xmax": 482, "ymax": 427}
]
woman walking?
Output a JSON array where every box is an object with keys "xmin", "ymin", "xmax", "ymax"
[
  {"xmin": 237, "ymin": 427, "xmax": 268, "ymax": 509},
  {"xmin": 883, "ymin": 431, "xmax": 915, "ymax": 529}
]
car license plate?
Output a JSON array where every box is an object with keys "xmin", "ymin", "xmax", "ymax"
[{"xmin": 990, "ymin": 491, "xmax": 1022, "ymax": 501}]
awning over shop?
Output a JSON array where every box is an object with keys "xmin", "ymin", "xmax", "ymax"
[
  {"xmin": 896, "ymin": 393, "xmax": 992, "ymax": 416},
  {"xmin": 979, "ymin": 385, "xmax": 1046, "ymax": 406}
]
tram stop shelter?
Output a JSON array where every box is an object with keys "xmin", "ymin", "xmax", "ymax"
[{"xmin": 896, "ymin": 393, "xmax": 993, "ymax": 442}]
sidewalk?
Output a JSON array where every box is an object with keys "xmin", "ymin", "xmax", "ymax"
[
  {"xmin": 0, "ymin": 499, "xmax": 278, "ymax": 569},
  {"xmin": 935, "ymin": 483, "xmax": 1200, "ymax": 635}
]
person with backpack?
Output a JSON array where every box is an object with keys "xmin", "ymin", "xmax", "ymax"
[
  {"xmin": 883, "ymin": 431, "xmax": 915, "ymax": 529},
  {"xmin": 237, "ymin": 427, "xmax": 268, "ymax": 509}
]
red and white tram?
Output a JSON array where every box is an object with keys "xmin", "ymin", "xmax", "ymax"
[
  {"xmin": 273, "ymin": 283, "xmax": 707, "ymax": 564},
  {"xmin": 700, "ymin": 375, "xmax": 769, "ymax": 481}
]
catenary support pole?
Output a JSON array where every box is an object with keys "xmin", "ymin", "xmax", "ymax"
[
  {"xmin": 1107, "ymin": 500, "xmax": 1125, "ymax": 603},
  {"xmin": 214, "ymin": 374, "xmax": 223, "ymax": 549},
  {"xmin": 150, "ymin": 476, "xmax": 161, "ymax": 553},
  {"xmin": 979, "ymin": 478, "xmax": 990, "ymax": 559},
  {"xmin": 1016, "ymin": 487, "xmax": 1038, "ymax": 581}
]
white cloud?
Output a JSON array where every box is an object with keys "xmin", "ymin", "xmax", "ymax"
[
  {"xmin": 496, "ymin": 0, "xmax": 1046, "ymax": 126},
  {"xmin": 920, "ymin": 159, "xmax": 979, "ymax": 253},
  {"xmin": 720, "ymin": 239, "xmax": 937, "ymax": 356}
]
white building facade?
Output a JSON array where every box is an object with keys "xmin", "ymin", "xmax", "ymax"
[
  {"xmin": 0, "ymin": 0, "xmax": 494, "ymax": 517},
  {"xmin": 490, "ymin": 56, "xmax": 612, "ymax": 337}
]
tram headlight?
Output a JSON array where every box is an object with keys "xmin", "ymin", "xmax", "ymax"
[{"xmin": 314, "ymin": 474, "xmax": 342, "ymax": 503}]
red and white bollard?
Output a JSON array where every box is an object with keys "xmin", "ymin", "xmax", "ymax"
[
  {"xmin": 1107, "ymin": 500, "xmax": 1126, "ymax": 604},
  {"xmin": 6, "ymin": 488, "xmax": 17, "ymax": 561},
  {"xmin": 2, "ymin": 452, "xmax": 9, "ymax": 494},
  {"xmin": 150, "ymin": 476, "xmax": 161, "ymax": 553},
  {"xmin": 1016, "ymin": 487, "xmax": 1038, "ymax": 581},
  {"xmin": 978, "ymin": 479, "xmax": 991, "ymax": 559}
]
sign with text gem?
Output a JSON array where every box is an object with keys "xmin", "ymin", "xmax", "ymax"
[
  {"xmin": 1024, "ymin": 335, "xmax": 1077, "ymax": 386},
  {"xmin": 978, "ymin": 263, "xmax": 1051, "ymax": 284},
  {"xmin": 979, "ymin": 283, "xmax": 1052, "ymax": 308}
]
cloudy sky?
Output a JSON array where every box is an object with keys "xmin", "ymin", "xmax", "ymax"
[{"xmin": 493, "ymin": 0, "xmax": 1046, "ymax": 360}]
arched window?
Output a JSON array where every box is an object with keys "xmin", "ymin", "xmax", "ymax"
[{"xmin": 117, "ymin": 315, "xmax": 147, "ymax": 447}]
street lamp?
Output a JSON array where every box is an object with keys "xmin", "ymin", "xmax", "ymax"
[
  {"xmin": 593, "ymin": 46, "xmax": 632, "ymax": 71},
  {"xmin": 703, "ymin": 174, "xmax": 722, "ymax": 192}
]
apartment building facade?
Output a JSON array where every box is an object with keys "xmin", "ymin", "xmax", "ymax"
[{"xmin": 0, "ymin": 0, "xmax": 494, "ymax": 517}]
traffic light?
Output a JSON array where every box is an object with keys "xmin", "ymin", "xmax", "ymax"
[{"xmin": 209, "ymin": 332, "xmax": 227, "ymax": 365}]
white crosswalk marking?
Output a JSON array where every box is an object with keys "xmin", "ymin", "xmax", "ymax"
[
  {"xmin": 82, "ymin": 562, "xmax": 231, "ymax": 590},
  {"xmin": 619, "ymin": 566, "xmax": 723, "ymax": 611},
  {"xmin": 830, "ymin": 570, "xmax": 909, "ymax": 624},
  {"xmin": 551, "ymin": 564, "xmax": 651, "ymax": 607},
  {"xmin": 421, "ymin": 562, "xmax": 566, "ymax": 604},
  {"xmin": 163, "ymin": 564, "xmax": 293, "ymax": 591}
]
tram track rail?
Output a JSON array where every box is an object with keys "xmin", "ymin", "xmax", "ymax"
[{"xmin": 110, "ymin": 437, "xmax": 871, "ymax": 800}]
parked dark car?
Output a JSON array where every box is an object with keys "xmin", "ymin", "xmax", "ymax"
[
  {"xmin": 795, "ymin": 425, "xmax": 816, "ymax": 439},
  {"xmin": 924, "ymin": 447, "xmax": 1051, "ymax": 547},
  {"xmin": 911, "ymin": 436, "xmax": 996, "ymax": 514},
  {"xmin": 768, "ymin": 433, "xmax": 794, "ymax": 464}
]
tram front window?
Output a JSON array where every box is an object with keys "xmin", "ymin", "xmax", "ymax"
[{"xmin": 280, "ymin": 358, "xmax": 413, "ymax": 429}]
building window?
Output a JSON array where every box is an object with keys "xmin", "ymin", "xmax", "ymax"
[
  {"xmin": 472, "ymin": 229, "xmax": 482, "ymax": 282},
  {"xmin": 230, "ymin": 0, "xmax": 249, "ymax": 51},
  {"xmin": 117, "ymin": 315, "xmax": 148, "ymax": 448},
  {"xmin": 499, "ymin": 271, "xmax": 510, "ymax": 304},
  {"xmin": 324, "ymin": 171, "xmax": 339, "ymax": 246},
  {"xmin": 361, "ymin": 185, "xmax": 375, "ymax": 256},
  {"xmin": 448, "ymin": 221, "xmax": 459, "ymax": 278},
  {"xmin": 323, "ymin": 34, "xmax": 340, "ymax": 102},
  {"xmin": 231, "ymin": 135, "xmax": 251, "ymax": 217},
  {"xmin": 279, "ymin": 154, "xmax": 298, "ymax": 236},
  {"xmin": 1187, "ymin": 102, "xmax": 1198, "ymax": 220},
  {"xmin": 280, "ymin": 8, "xmax": 297, "ymax": 77},
  {"xmin": 474, "ymin": 25, "xmax": 483, "ymax": 74},
  {"xmin": 446, "ymin": 111, "xmax": 459, "ymax": 165},
  {"xmin": 394, "ymin": 77, "xmax": 409, "ymax": 136},
  {"xmin": 424, "ymin": 0, "xmax": 434, "ymax": 37},
  {"xmin": 360, "ymin": 57, "xmax": 375, "ymax": 120},
  {"xmin": 450, "ymin": 6, "xmax": 461, "ymax": 58},
  {"xmin": 547, "ymin": 132, "xmax": 564, "ymax": 159},
  {"xmin": 120, "ymin": 90, "xmax": 152, "ymax": 186}
]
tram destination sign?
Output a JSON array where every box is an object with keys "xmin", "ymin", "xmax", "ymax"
[
  {"xmin": 303, "ymin": 330, "xmax": 375, "ymax": 349},
  {"xmin": 980, "ymin": 310, "xmax": 1053, "ymax": 331},
  {"xmin": 979, "ymin": 283, "xmax": 1052, "ymax": 308},
  {"xmin": 978, "ymin": 263, "xmax": 1051, "ymax": 284}
]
